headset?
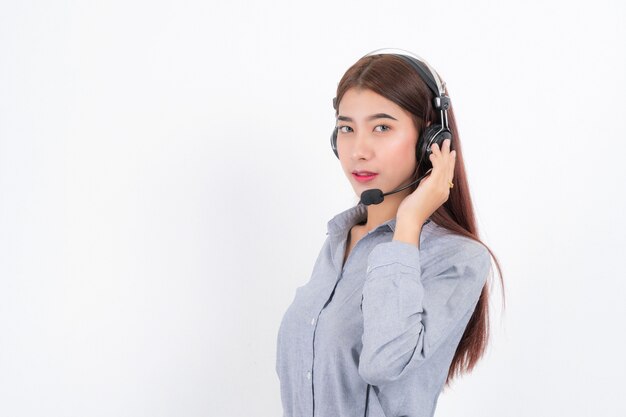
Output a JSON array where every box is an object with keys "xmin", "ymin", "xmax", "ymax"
[{"xmin": 330, "ymin": 48, "xmax": 453, "ymax": 178}]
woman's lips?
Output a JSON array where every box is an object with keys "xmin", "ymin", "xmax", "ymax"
[{"xmin": 352, "ymin": 173, "xmax": 378, "ymax": 183}]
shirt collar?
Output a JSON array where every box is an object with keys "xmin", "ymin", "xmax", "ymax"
[{"xmin": 326, "ymin": 202, "xmax": 430, "ymax": 236}]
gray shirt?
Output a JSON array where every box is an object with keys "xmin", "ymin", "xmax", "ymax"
[{"xmin": 275, "ymin": 202, "xmax": 491, "ymax": 417}]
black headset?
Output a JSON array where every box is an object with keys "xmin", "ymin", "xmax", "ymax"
[{"xmin": 330, "ymin": 48, "xmax": 453, "ymax": 174}]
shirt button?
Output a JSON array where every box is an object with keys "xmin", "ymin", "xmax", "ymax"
[
  {"xmin": 311, "ymin": 318, "xmax": 316, "ymax": 325},
  {"xmin": 306, "ymin": 371, "xmax": 311, "ymax": 380}
]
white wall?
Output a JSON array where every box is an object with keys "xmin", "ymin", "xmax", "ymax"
[{"xmin": 1, "ymin": 0, "xmax": 624, "ymax": 416}]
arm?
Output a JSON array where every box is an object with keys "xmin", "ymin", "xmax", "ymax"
[
  {"xmin": 357, "ymin": 225, "xmax": 490, "ymax": 386},
  {"xmin": 391, "ymin": 216, "xmax": 423, "ymax": 249}
]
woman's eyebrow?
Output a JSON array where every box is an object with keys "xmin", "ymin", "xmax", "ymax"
[{"xmin": 336, "ymin": 113, "xmax": 398, "ymax": 122}]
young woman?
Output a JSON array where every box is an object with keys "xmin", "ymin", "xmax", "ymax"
[{"xmin": 275, "ymin": 48, "xmax": 504, "ymax": 417}]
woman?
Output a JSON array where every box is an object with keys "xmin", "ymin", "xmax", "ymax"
[{"xmin": 275, "ymin": 48, "xmax": 504, "ymax": 417}]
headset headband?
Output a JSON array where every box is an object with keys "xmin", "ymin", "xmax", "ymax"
[{"xmin": 363, "ymin": 47, "xmax": 447, "ymax": 99}]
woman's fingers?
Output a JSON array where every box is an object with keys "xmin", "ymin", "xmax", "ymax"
[
  {"xmin": 432, "ymin": 139, "xmax": 450, "ymax": 153},
  {"xmin": 449, "ymin": 149, "xmax": 456, "ymax": 181},
  {"xmin": 430, "ymin": 139, "xmax": 455, "ymax": 185},
  {"xmin": 429, "ymin": 142, "xmax": 441, "ymax": 165}
]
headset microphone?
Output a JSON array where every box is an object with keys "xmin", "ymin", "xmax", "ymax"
[
  {"xmin": 331, "ymin": 48, "xmax": 453, "ymax": 206},
  {"xmin": 359, "ymin": 168, "xmax": 432, "ymax": 206}
]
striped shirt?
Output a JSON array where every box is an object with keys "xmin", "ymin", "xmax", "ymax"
[{"xmin": 276, "ymin": 202, "xmax": 491, "ymax": 417}]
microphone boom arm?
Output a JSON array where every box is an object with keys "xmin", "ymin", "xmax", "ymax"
[{"xmin": 382, "ymin": 168, "xmax": 433, "ymax": 197}]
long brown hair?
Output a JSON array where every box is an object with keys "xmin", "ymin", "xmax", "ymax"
[{"xmin": 334, "ymin": 53, "xmax": 505, "ymax": 388}]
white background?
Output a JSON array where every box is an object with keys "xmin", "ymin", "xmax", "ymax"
[{"xmin": 1, "ymin": 0, "xmax": 625, "ymax": 416}]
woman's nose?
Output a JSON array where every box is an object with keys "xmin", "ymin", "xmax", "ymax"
[{"xmin": 351, "ymin": 131, "xmax": 374, "ymax": 159}]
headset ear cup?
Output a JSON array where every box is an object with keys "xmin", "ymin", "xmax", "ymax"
[
  {"xmin": 417, "ymin": 124, "xmax": 440, "ymax": 170},
  {"xmin": 330, "ymin": 128, "xmax": 339, "ymax": 159},
  {"xmin": 417, "ymin": 125, "xmax": 453, "ymax": 171},
  {"xmin": 431, "ymin": 129, "xmax": 453, "ymax": 156}
]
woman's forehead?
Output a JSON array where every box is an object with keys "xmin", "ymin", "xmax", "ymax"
[{"xmin": 338, "ymin": 88, "xmax": 410, "ymax": 120}]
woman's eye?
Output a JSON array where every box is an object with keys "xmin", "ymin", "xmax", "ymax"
[
  {"xmin": 337, "ymin": 125, "xmax": 390, "ymax": 134},
  {"xmin": 375, "ymin": 125, "xmax": 390, "ymax": 132}
]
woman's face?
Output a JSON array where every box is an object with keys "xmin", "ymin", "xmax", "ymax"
[{"xmin": 335, "ymin": 87, "xmax": 418, "ymax": 196}]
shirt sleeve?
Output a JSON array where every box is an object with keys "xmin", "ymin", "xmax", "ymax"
[{"xmin": 358, "ymin": 238, "xmax": 491, "ymax": 386}]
